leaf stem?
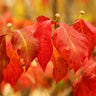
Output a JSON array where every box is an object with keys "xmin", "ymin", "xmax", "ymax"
[
  {"xmin": 7, "ymin": 23, "xmax": 14, "ymax": 33},
  {"xmin": 54, "ymin": 13, "xmax": 60, "ymax": 23},
  {"xmin": 52, "ymin": 13, "xmax": 60, "ymax": 38},
  {"xmin": 79, "ymin": 10, "xmax": 85, "ymax": 19},
  {"xmin": 69, "ymin": 10, "xmax": 85, "ymax": 26}
]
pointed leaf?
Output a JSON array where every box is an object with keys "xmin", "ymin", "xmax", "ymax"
[
  {"xmin": 25, "ymin": 16, "xmax": 54, "ymax": 71},
  {"xmin": 11, "ymin": 29, "xmax": 39, "ymax": 71},
  {"xmin": 52, "ymin": 47, "xmax": 68, "ymax": 82},
  {"xmin": 34, "ymin": 19, "xmax": 54, "ymax": 71},
  {"xmin": 53, "ymin": 23, "xmax": 89, "ymax": 72}
]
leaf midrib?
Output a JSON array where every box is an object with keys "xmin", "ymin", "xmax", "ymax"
[{"xmin": 61, "ymin": 26, "xmax": 77, "ymax": 52}]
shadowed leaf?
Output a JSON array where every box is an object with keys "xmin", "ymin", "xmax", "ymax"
[
  {"xmin": 11, "ymin": 29, "xmax": 39, "ymax": 71},
  {"xmin": 73, "ymin": 59, "xmax": 96, "ymax": 96},
  {"xmin": 3, "ymin": 42, "xmax": 23, "ymax": 87},
  {"xmin": 0, "ymin": 35, "xmax": 9, "ymax": 83}
]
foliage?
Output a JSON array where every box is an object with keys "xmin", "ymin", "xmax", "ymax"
[{"xmin": 0, "ymin": 12, "xmax": 96, "ymax": 96}]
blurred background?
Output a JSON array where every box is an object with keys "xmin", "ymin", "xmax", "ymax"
[
  {"xmin": 0, "ymin": 0, "xmax": 96, "ymax": 96},
  {"xmin": 0, "ymin": 0, "xmax": 96, "ymax": 25}
]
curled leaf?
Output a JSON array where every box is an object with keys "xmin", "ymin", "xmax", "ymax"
[
  {"xmin": 11, "ymin": 29, "xmax": 39, "ymax": 71},
  {"xmin": 3, "ymin": 42, "xmax": 23, "ymax": 87}
]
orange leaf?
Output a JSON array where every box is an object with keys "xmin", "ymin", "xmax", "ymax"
[
  {"xmin": 52, "ymin": 47, "xmax": 68, "ymax": 82},
  {"xmin": 3, "ymin": 42, "xmax": 23, "ymax": 87}
]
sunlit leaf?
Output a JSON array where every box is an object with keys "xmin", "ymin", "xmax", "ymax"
[
  {"xmin": 53, "ymin": 23, "xmax": 89, "ymax": 72},
  {"xmin": 73, "ymin": 19, "xmax": 96, "ymax": 56},
  {"xmin": 25, "ymin": 16, "xmax": 54, "ymax": 71}
]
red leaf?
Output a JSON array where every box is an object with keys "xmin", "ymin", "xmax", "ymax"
[
  {"xmin": 73, "ymin": 59, "xmax": 96, "ymax": 96},
  {"xmin": 11, "ymin": 29, "xmax": 39, "ymax": 71},
  {"xmin": 34, "ymin": 19, "xmax": 54, "ymax": 71},
  {"xmin": 36, "ymin": 16, "xmax": 50, "ymax": 23},
  {"xmin": 25, "ymin": 16, "xmax": 54, "ymax": 71},
  {"xmin": 53, "ymin": 23, "xmax": 89, "ymax": 72},
  {"xmin": 73, "ymin": 76, "xmax": 96, "ymax": 96},
  {"xmin": 52, "ymin": 47, "xmax": 68, "ymax": 82},
  {"xmin": 3, "ymin": 42, "xmax": 23, "ymax": 87},
  {"xmin": 0, "ymin": 35, "xmax": 9, "ymax": 83},
  {"xmin": 24, "ymin": 16, "xmax": 50, "ymax": 34},
  {"xmin": 73, "ymin": 19, "xmax": 96, "ymax": 56}
]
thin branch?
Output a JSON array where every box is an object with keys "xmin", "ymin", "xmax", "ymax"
[
  {"xmin": 64, "ymin": 0, "xmax": 73, "ymax": 25},
  {"xmin": 52, "ymin": 0, "xmax": 57, "ymax": 20}
]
